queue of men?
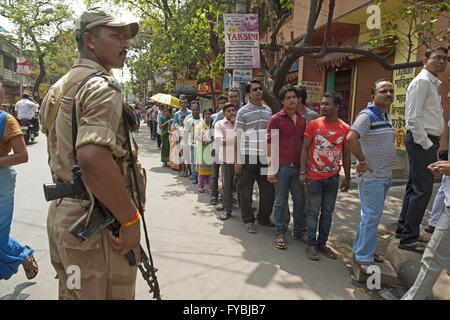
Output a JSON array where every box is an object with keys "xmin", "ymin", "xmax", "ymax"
[
  {"xmin": 137, "ymin": 46, "xmax": 449, "ymax": 301},
  {"xmin": 171, "ymin": 47, "xmax": 448, "ymax": 301}
]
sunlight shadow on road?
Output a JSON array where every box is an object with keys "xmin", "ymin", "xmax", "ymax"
[
  {"xmin": 0, "ymin": 282, "xmax": 36, "ymax": 300},
  {"xmin": 246, "ymin": 262, "xmax": 277, "ymax": 287}
]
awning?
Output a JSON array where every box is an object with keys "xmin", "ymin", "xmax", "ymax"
[{"xmin": 313, "ymin": 52, "xmax": 349, "ymax": 71}]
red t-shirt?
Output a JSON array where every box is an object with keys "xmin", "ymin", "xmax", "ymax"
[{"xmin": 304, "ymin": 117, "xmax": 350, "ymax": 180}]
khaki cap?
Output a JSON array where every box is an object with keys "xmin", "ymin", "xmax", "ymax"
[{"xmin": 75, "ymin": 6, "xmax": 139, "ymax": 40}]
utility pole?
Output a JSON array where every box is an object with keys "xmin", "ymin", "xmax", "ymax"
[
  {"xmin": 19, "ymin": 28, "xmax": 23, "ymax": 99},
  {"xmin": 235, "ymin": 0, "xmax": 248, "ymax": 103}
]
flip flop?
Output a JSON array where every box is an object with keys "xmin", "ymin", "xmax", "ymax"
[
  {"xmin": 354, "ymin": 260, "xmax": 375, "ymax": 275},
  {"xmin": 275, "ymin": 238, "xmax": 287, "ymax": 249},
  {"xmin": 318, "ymin": 245, "xmax": 337, "ymax": 259},
  {"xmin": 398, "ymin": 242, "xmax": 426, "ymax": 254},
  {"xmin": 219, "ymin": 212, "xmax": 232, "ymax": 220},
  {"xmin": 306, "ymin": 246, "xmax": 320, "ymax": 261}
]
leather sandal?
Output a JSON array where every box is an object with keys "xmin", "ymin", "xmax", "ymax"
[
  {"xmin": 22, "ymin": 246, "xmax": 38, "ymax": 280},
  {"xmin": 306, "ymin": 246, "xmax": 320, "ymax": 261},
  {"xmin": 374, "ymin": 254, "xmax": 384, "ymax": 263},
  {"xmin": 398, "ymin": 242, "xmax": 426, "ymax": 254}
]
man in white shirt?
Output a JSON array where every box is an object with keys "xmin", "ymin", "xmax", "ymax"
[
  {"xmin": 15, "ymin": 94, "xmax": 39, "ymax": 120},
  {"xmin": 396, "ymin": 46, "xmax": 448, "ymax": 254}
]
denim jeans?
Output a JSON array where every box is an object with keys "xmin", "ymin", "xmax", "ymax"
[
  {"xmin": 273, "ymin": 165, "xmax": 305, "ymax": 238},
  {"xmin": 306, "ymin": 174, "xmax": 339, "ymax": 247},
  {"xmin": 429, "ymin": 176, "xmax": 445, "ymax": 228},
  {"xmin": 353, "ymin": 178, "xmax": 392, "ymax": 262},
  {"xmin": 401, "ymin": 206, "xmax": 450, "ymax": 300},
  {"xmin": 190, "ymin": 145, "xmax": 198, "ymax": 182}
]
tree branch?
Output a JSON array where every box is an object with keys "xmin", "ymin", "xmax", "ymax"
[
  {"xmin": 308, "ymin": 0, "xmax": 335, "ymax": 58},
  {"xmin": 304, "ymin": 0, "xmax": 324, "ymax": 46},
  {"xmin": 270, "ymin": 11, "xmax": 291, "ymax": 47}
]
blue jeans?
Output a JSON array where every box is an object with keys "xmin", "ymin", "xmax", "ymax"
[
  {"xmin": 273, "ymin": 165, "xmax": 305, "ymax": 238},
  {"xmin": 353, "ymin": 178, "xmax": 392, "ymax": 262},
  {"xmin": 190, "ymin": 145, "xmax": 198, "ymax": 182},
  {"xmin": 306, "ymin": 174, "xmax": 339, "ymax": 247},
  {"xmin": 429, "ymin": 176, "xmax": 445, "ymax": 227}
]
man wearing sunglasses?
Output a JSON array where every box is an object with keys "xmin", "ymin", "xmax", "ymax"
[{"xmin": 234, "ymin": 80, "xmax": 275, "ymax": 234}]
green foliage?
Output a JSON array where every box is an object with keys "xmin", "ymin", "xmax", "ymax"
[
  {"xmin": 0, "ymin": 0, "xmax": 75, "ymax": 96},
  {"xmin": 377, "ymin": 0, "xmax": 449, "ymax": 55},
  {"xmin": 87, "ymin": 0, "xmax": 228, "ymax": 96}
]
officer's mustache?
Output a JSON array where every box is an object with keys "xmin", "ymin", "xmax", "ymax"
[{"xmin": 119, "ymin": 50, "xmax": 128, "ymax": 57}]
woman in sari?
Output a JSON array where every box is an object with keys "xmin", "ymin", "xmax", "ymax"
[
  {"xmin": 158, "ymin": 106, "xmax": 171, "ymax": 167},
  {"xmin": 195, "ymin": 108, "xmax": 214, "ymax": 193},
  {"xmin": 0, "ymin": 85, "xmax": 38, "ymax": 280},
  {"xmin": 169, "ymin": 107, "xmax": 180, "ymax": 171}
]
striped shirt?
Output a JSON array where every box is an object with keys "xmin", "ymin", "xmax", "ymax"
[
  {"xmin": 351, "ymin": 103, "xmax": 396, "ymax": 181},
  {"xmin": 234, "ymin": 101, "xmax": 273, "ymax": 156}
]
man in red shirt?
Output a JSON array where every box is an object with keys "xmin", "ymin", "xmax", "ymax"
[
  {"xmin": 300, "ymin": 91, "xmax": 351, "ymax": 261},
  {"xmin": 267, "ymin": 84, "xmax": 307, "ymax": 249}
]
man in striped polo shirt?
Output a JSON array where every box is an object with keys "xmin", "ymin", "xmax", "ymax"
[
  {"xmin": 234, "ymin": 80, "xmax": 275, "ymax": 234},
  {"xmin": 347, "ymin": 79, "xmax": 396, "ymax": 275}
]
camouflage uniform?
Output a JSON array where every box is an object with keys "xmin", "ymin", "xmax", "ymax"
[{"xmin": 40, "ymin": 58, "xmax": 146, "ymax": 300}]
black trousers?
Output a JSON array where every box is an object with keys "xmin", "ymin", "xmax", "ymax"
[
  {"xmin": 221, "ymin": 164, "xmax": 235, "ymax": 211},
  {"xmin": 156, "ymin": 133, "xmax": 161, "ymax": 148},
  {"xmin": 211, "ymin": 162, "xmax": 221, "ymax": 198},
  {"xmin": 397, "ymin": 131, "xmax": 440, "ymax": 244},
  {"xmin": 236, "ymin": 156, "xmax": 275, "ymax": 224}
]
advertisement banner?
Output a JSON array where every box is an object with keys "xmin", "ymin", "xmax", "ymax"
[
  {"xmin": 224, "ymin": 14, "xmax": 260, "ymax": 69},
  {"xmin": 16, "ymin": 57, "xmax": 31, "ymax": 76},
  {"xmin": 153, "ymin": 68, "xmax": 171, "ymax": 84},
  {"xmin": 298, "ymin": 80, "xmax": 323, "ymax": 115},
  {"xmin": 175, "ymin": 79, "xmax": 197, "ymax": 94},
  {"xmin": 233, "ymin": 69, "xmax": 252, "ymax": 83},
  {"xmin": 390, "ymin": 67, "xmax": 415, "ymax": 150}
]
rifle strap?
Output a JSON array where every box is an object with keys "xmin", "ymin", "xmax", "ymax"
[
  {"xmin": 122, "ymin": 110, "xmax": 156, "ymax": 268},
  {"xmin": 71, "ymin": 71, "xmax": 106, "ymax": 164}
]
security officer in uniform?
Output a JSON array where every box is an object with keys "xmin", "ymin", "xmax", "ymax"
[{"xmin": 40, "ymin": 7, "xmax": 146, "ymax": 300}]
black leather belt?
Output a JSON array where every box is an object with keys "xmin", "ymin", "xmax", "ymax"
[{"xmin": 288, "ymin": 162, "xmax": 300, "ymax": 167}]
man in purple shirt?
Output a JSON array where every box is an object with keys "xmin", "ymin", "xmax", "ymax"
[{"xmin": 267, "ymin": 84, "xmax": 307, "ymax": 249}]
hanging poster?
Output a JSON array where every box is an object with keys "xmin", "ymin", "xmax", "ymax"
[
  {"xmin": 233, "ymin": 69, "xmax": 252, "ymax": 83},
  {"xmin": 224, "ymin": 14, "xmax": 260, "ymax": 69},
  {"xmin": 298, "ymin": 80, "xmax": 323, "ymax": 115},
  {"xmin": 16, "ymin": 58, "xmax": 31, "ymax": 76}
]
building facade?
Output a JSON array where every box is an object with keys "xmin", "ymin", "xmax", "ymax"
[{"xmin": 265, "ymin": 0, "xmax": 449, "ymax": 178}]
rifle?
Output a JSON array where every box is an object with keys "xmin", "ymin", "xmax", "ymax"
[{"xmin": 43, "ymin": 169, "xmax": 161, "ymax": 299}]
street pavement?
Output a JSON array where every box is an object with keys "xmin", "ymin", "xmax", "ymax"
[{"xmin": 0, "ymin": 126, "xmax": 446, "ymax": 300}]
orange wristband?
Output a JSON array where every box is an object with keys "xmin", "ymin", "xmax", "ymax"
[{"xmin": 121, "ymin": 211, "xmax": 140, "ymax": 227}]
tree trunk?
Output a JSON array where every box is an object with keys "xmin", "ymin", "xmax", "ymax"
[{"xmin": 33, "ymin": 52, "xmax": 46, "ymax": 103}]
